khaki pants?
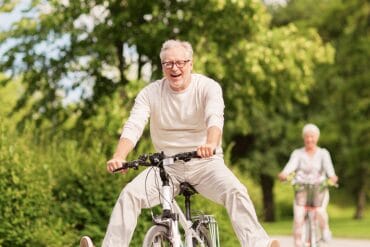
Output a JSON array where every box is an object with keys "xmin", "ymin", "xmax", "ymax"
[
  {"xmin": 102, "ymin": 156, "xmax": 271, "ymax": 247},
  {"xmin": 293, "ymin": 190, "xmax": 330, "ymax": 247}
]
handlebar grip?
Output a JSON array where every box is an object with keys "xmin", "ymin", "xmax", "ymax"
[
  {"xmin": 173, "ymin": 149, "xmax": 217, "ymax": 162},
  {"xmin": 190, "ymin": 151, "xmax": 201, "ymax": 158},
  {"xmin": 112, "ymin": 159, "xmax": 149, "ymax": 173},
  {"xmin": 112, "ymin": 163, "xmax": 128, "ymax": 173},
  {"xmin": 194, "ymin": 149, "xmax": 217, "ymax": 155},
  {"xmin": 190, "ymin": 149, "xmax": 217, "ymax": 158}
]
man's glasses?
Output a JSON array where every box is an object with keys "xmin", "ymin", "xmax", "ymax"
[{"xmin": 161, "ymin": 60, "xmax": 190, "ymax": 69}]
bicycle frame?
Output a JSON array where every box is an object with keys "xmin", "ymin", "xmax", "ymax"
[
  {"xmin": 285, "ymin": 175, "xmax": 338, "ymax": 247},
  {"xmin": 295, "ymin": 183, "xmax": 324, "ymax": 247},
  {"xmin": 153, "ymin": 155, "xmax": 216, "ymax": 247},
  {"xmin": 152, "ymin": 198, "xmax": 209, "ymax": 247},
  {"xmin": 303, "ymin": 204, "xmax": 320, "ymax": 247},
  {"xmin": 114, "ymin": 151, "xmax": 220, "ymax": 247}
]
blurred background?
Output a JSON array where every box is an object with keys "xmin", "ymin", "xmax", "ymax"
[{"xmin": 0, "ymin": 0, "xmax": 368, "ymax": 246}]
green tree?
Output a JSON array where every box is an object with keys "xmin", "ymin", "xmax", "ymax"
[
  {"xmin": 1, "ymin": 0, "xmax": 336, "ymax": 222},
  {"xmin": 322, "ymin": 0, "xmax": 369, "ymax": 219},
  {"xmin": 270, "ymin": 0, "xmax": 370, "ymax": 219},
  {"xmin": 221, "ymin": 24, "xmax": 334, "ymax": 221},
  {"xmin": 0, "ymin": 0, "xmax": 264, "ymax": 128},
  {"xmin": 0, "ymin": 91, "xmax": 75, "ymax": 246}
]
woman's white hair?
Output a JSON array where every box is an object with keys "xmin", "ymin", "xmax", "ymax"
[
  {"xmin": 302, "ymin": 123, "xmax": 320, "ymax": 137},
  {"xmin": 159, "ymin": 39, "xmax": 193, "ymax": 61}
]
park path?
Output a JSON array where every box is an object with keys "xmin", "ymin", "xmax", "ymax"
[{"xmin": 272, "ymin": 235, "xmax": 370, "ymax": 247}]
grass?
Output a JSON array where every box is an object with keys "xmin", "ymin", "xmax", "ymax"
[
  {"xmin": 327, "ymin": 206, "xmax": 370, "ymax": 239},
  {"xmin": 262, "ymin": 216, "xmax": 370, "ymax": 239}
]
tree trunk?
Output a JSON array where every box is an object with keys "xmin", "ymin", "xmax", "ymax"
[
  {"xmin": 354, "ymin": 187, "xmax": 366, "ymax": 219},
  {"xmin": 354, "ymin": 166, "xmax": 368, "ymax": 219},
  {"xmin": 260, "ymin": 173, "xmax": 275, "ymax": 222}
]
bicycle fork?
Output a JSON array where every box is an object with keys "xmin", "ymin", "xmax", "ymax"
[
  {"xmin": 161, "ymin": 184, "xmax": 182, "ymax": 247},
  {"xmin": 307, "ymin": 210, "xmax": 319, "ymax": 247}
]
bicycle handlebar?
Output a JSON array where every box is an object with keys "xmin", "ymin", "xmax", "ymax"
[
  {"xmin": 283, "ymin": 172, "xmax": 339, "ymax": 188},
  {"xmin": 113, "ymin": 150, "xmax": 204, "ymax": 173},
  {"xmin": 291, "ymin": 180, "xmax": 339, "ymax": 190}
]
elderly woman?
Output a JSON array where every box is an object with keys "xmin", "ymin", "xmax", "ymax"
[{"xmin": 278, "ymin": 123, "xmax": 338, "ymax": 247}]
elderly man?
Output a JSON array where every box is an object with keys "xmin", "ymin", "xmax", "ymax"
[{"xmin": 80, "ymin": 39, "xmax": 280, "ymax": 247}]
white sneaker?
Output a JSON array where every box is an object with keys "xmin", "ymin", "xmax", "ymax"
[
  {"xmin": 269, "ymin": 239, "xmax": 280, "ymax": 247},
  {"xmin": 80, "ymin": 236, "xmax": 95, "ymax": 247},
  {"xmin": 322, "ymin": 228, "xmax": 332, "ymax": 242}
]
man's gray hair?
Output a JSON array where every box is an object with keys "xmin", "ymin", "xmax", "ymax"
[
  {"xmin": 160, "ymin": 39, "xmax": 193, "ymax": 61},
  {"xmin": 302, "ymin": 123, "xmax": 320, "ymax": 137}
]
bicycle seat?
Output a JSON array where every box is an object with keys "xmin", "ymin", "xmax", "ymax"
[{"xmin": 179, "ymin": 182, "xmax": 198, "ymax": 197}]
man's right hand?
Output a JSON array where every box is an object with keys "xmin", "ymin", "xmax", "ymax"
[{"xmin": 106, "ymin": 158, "xmax": 128, "ymax": 174}]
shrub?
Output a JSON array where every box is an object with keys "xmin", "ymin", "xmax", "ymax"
[{"xmin": 0, "ymin": 125, "xmax": 73, "ymax": 246}]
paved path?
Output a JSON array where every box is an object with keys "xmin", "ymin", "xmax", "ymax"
[{"xmin": 272, "ymin": 235, "xmax": 370, "ymax": 247}]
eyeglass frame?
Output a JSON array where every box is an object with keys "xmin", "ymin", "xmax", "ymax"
[{"xmin": 161, "ymin": 60, "xmax": 191, "ymax": 69}]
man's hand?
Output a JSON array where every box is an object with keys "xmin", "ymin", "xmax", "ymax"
[
  {"xmin": 106, "ymin": 158, "xmax": 128, "ymax": 174},
  {"xmin": 107, "ymin": 138, "xmax": 134, "ymax": 174},
  {"xmin": 199, "ymin": 126, "xmax": 221, "ymax": 158},
  {"xmin": 197, "ymin": 144, "xmax": 216, "ymax": 158}
]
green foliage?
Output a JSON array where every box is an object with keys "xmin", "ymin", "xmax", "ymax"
[
  {"xmin": 0, "ymin": 1, "xmax": 368, "ymax": 246},
  {"xmin": 0, "ymin": 124, "xmax": 74, "ymax": 246},
  {"xmin": 269, "ymin": 0, "xmax": 370, "ymax": 218},
  {"xmin": 0, "ymin": 0, "xmax": 267, "ymax": 128},
  {"xmin": 0, "ymin": 120, "xmax": 264, "ymax": 246},
  {"xmin": 1, "ymin": 78, "xmax": 68, "ymax": 247},
  {"xmin": 0, "ymin": 74, "xmax": 156, "ymax": 245},
  {"xmin": 221, "ymin": 23, "xmax": 334, "ymax": 188},
  {"xmin": 223, "ymin": 24, "xmax": 333, "ymax": 112},
  {"xmin": 0, "ymin": 116, "xmax": 155, "ymax": 246},
  {"xmin": 48, "ymin": 137, "xmax": 129, "ymax": 246}
]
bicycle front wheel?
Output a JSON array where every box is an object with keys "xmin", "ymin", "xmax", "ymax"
[
  {"xmin": 302, "ymin": 216, "xmax": 311, "ymax": 246},
  {"xmin": 303, "ymin": 213, "xmax": 320, "ymax": 247},
  {"xmin": 142, "ymin": 225, "xmax": 172, "ymax": 247},
  {"xmin": 192, "ymin": 224, "xmax": 213, "ymax": 247}
]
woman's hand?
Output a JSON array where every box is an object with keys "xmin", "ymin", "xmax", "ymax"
[
  {"xmin": 328, "ymin": 175, "xmax": 338, "ymax": 185},
  {"xmin": 278, "ymin": 172, "xmax": 288, "ymax": 182}
]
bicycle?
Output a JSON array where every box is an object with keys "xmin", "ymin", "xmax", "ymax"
[
  {"xmin": 113, "ymin": 151, "xmax": 220, "ymax": 247},
  {"xmin": 292, "ymin": 179, "xmax": 337, "ymax": 247}
]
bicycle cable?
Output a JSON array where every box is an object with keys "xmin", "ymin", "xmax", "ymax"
[
  {"xmin": 144, "ymin": 166, "xmax": 156, "ymax": 217},
  {"xmin": 144, "ymin": 163, "xmax": 176, "ymax": 217}
]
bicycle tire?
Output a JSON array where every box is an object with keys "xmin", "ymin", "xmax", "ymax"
[
  {"xmin": 142, "ymin": 225, "xmax": 172, "ymax": 247},
  {"xmin": 303, "ymin": 213, "xmax": 320, "ymax": 247},
  {"xmin": 192, "ymin": 223, "xmax": 214, "ymax": 247},
  {"xmin": 303, "ymin": 216, "xmax": 310, "ymax": 246}
]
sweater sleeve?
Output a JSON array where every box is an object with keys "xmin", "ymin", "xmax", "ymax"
[
  {"xmin": 322, "ymin": 148, "xmax": 336, "ymax": 177},
  {"xmin": 120, "ymin": 88, "xmax": 150, "ymax": 146},
  {"xmin": 204, "ymin": 81, "xmax": 224, "ymax": 130},
  {"xmin": 282, "ymin": 149, "xmax": 300, "ymax": 175}
]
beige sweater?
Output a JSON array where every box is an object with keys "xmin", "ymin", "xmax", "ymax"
[{"xmin": 121, "ymin": 73, "xmax": 225, "ymax": 155}]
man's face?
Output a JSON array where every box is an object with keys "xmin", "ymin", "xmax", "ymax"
[
  {"xmin": 161, "ymin": 46, "xmax": 193, "ymax": 92},
  {"xmin": 303, "ymin": 131, "xmax": 319, "ymax": 150}
]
